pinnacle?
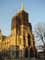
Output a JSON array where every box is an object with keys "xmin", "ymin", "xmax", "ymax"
[{"xmin": 20, "ymin": 3, "xmax": 24, "ymax": 11}]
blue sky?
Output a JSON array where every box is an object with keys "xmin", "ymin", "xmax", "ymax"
[{"xmin": 0, "ymin": 0, "xmax": 45, "ymax": 36}]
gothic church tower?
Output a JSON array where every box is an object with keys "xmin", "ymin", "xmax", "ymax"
[{"xmin": 11, "ymin": 5, "xmax": 35, "ymax": 57}]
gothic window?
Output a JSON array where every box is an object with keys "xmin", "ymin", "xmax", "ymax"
[
  {"xmin": 20, "ymin": 38, "xmax": 21, "ymax": 44},
  {"xmin": 16, "ymin": 46, "xmax": 19, "ymax": 58},
  {"xmin": 30, "ymin": 47, "xmax": 34, "ymax": 57},
  {"xmin": 28, "ymin": 34, "xmax": 31, "ymax": 46},
  {"xmin": 23, "ymin": 35, "xmax": 26, "ymax": 47},
  {"xmin": 24, "ymin": 47, "xmax": 28, "ymax": 58}
]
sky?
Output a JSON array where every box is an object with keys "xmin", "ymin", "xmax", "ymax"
[{"xmin": 0, "ymin": 0, "xmax": 45, "ymax": 36}]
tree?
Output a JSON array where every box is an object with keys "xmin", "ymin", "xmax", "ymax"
[
  {"xmin": 34, "ymin": 23, "xmax": 45, "ymax": 59},
  {"xmin": 34, "ymin": 23, "xmax": 45, "ymax": 46}
]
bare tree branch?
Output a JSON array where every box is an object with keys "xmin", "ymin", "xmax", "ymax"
[{"xmin": 34, "ymin": 23, "xmax": 45, "ymax": 46}]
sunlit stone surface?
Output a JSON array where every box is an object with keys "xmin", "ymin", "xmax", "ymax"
[{"xmin": 0, "ymin": 5, "xmax": 36, "ymax": 60}]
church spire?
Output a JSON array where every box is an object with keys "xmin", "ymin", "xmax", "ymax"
[
  {"xmin": 20, "ymin": 3, "xmax": 24, "ymax": 11},
  {"xmin": 20, "ymin": 0, "xmax": 24, "ymax": 11}
]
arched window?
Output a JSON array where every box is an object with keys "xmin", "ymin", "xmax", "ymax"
[
  {"xmin": 24, "ymin": 47, "xmax": 28, "ymax": 58},
  {"xmin": 23, "ymin": 35, "xmax": 26, "ymax": 47},
  {"xmin": 16, "ymin": 46, "xmax": 19, "ymax": 58},
  {"xmin": 28, "ymin": 34, "xmax": 31, "ymax": 46},
  {"xmin": 30, "ymin": 47, "xmax": 34, "ymax": 57}
]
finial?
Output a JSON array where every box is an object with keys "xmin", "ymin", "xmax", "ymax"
[{"xmin": 20, "ymin": 3, "xmax": 24, "ymax": 11}]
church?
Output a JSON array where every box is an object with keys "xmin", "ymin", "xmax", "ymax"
[{"xmin": 0, "ymin": 5, "xmax": 36, "ymax": 59}]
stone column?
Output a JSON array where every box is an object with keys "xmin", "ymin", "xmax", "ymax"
[
  {"xmin": 17, "ymin": 32, "xmax": 19, "ymax": 46},
  {"xmin": 25, "ymin": 32, "xmax": 28, "ymax": 47},
  {"xmin": 29, "ymin": 32, "xmax": 33, "ymax": 47},
  {"xmin": 11, "ymin": 28, "xmax": 17, "ymax": 46},
  {"xmin": 19, "ymin": 35, "xmax": 24, "ymax": 58},
  {"xmin": 19, "ymin": 25, "xmax": 24, "ymax": 58}
]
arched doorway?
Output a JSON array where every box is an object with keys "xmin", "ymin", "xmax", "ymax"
[
  {"xmin": 24, "ymin": 47, "xmax": 28, "ymax": 58},
  {"xmin": 30, "ymin": 47, "xmax": 34, "ymax": 57},
  {"xmin": 15, "ymin": 46, "xmax": 19, "ymax": 58}
]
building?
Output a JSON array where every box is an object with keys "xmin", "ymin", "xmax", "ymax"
[{"xmin": 0, "ymin": 5, "xmax": 36, "ymax": 59}]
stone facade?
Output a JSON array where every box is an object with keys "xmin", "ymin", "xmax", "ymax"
[{"xmin": 0, "ymin": 6, "xmax": 36, "ymax": 59}]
